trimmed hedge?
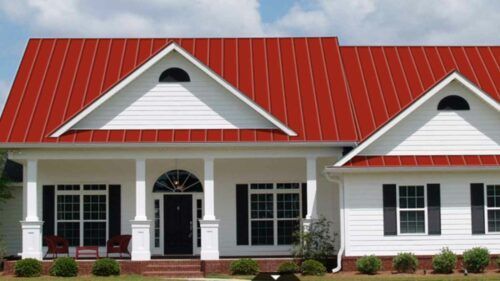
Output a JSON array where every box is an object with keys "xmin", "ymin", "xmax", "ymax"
[
  {"xmin": 92, "ymin": 258, "xmax": 120, "ymax": 276},
  {"xmin": 356, "ymin": 255, "xmax": 382, "ymax": 275},
  {"xmin": 14, "ymin": 258, "xmax": 43, "ymax": 277},
  {"xmin": 301, "ymin": 259, "xmax": 326, "ymax": 276},
  {"xmin": 393, "ymin": 252, "xmax": 418, "ymax": 273},
  {"xmin": 50, "ymin": 257, "xmax": 78, "ymax": 277},
  {"xmin": 463, "ymin": 247, "xmax": 490, "ymax": 273},
  {"xmin": 229, "ymin": 258, "xmax": 259, "ymax": 275},
  {"xmin": 277, "ymin": 261, "xmax": 300, "ymax": 274},
  {"xmin": 432, "ymin": 248, "xmax": 457, "ymax": 274}
]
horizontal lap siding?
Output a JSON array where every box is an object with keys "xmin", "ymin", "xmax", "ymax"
[
  {"xmin": 0, "ymin": 186, "xmax": 23, "ymax": 255},
  {"xmin": 344, "ymin": 171, "xmax": 500, "ymax": 256},
  {"xmin": 73, "ymin": 52, "xmax": 275, "ymax": 130},
  {"xmin": 362, "ymin": 81, "xmax": 500, "ymax": 155}
]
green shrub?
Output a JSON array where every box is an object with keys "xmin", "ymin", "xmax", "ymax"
[
  {"xmin": 432, "ymin": 248, "xmax": 457, "ymax": 274},
  {"xmin": 463, "ymin": 247, "xmax": 490, "ymax": 273},
  {"xmin": 277, "ymin": 261, "xmax": 300, "ymax": 274},
  {"xmin": 392, "ymin": 252, "xmax": 418, "ymax": 273},
  {"xmin": 14, "ymin": 258, "xmax": 43, "ymax": 277},
  {"xmin": 229, "ymin": 258, "xmax": 259, "ymax": 275},
  {"xmin": 50, "ymin": 257, "xmax": 78, "ymax": 277},
  {"xmin": 301, "ymin": 259, "xmax": 326, "ymax": 276},
  {"xmin": 292, "ymin": 216, "xmax": 336, "ymax": 261},
  {"xmin": 92, "ymin": 258, "xmax": 120, "ymax": 276},
  {"xmin": 356, "ymin": 255, "xmax": 382, "ymax": 275}
]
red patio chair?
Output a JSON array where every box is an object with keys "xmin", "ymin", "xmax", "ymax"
[
  {"xmin": 44, "ymin": 235, "xmax": 69, "ymax": 259},
  {"xmin": 106, "ymin": 235, "xmax": 132, "ymax": 258}
]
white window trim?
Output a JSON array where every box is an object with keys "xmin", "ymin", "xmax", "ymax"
[
  {"xmin": 54, "ymin": 184, "xmax": 109, "ymax": 247},
  {"xmin": 484, "ymin": 184, "xmax": 500, "ymax": 234},
  {"xmin": 396, "ymin": 185, "xmax": 428, "ymax": 236},
  {"xmin": 247, "ymin": 183, "xmax": 303, "ymax": 246}
]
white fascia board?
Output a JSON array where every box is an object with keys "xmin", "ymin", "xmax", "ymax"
[
  {"xmin": 334, "ymin": 71, "xmax": 500, "ymax": 167},
  {"xmin": 51, "ymin": 42, "xmax": 297, "ymax": 137}
]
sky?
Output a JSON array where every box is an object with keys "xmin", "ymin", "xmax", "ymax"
[{"xmin": 0, "ymin": 0, "xmax": 499, "ymax": 112}]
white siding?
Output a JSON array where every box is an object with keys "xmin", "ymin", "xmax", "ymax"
[
  {"xmin": 73, "ymin": 51, "xmax": 276, "ymax": 130},
  {"xmin": 2, "ymin": 153, "xmax": 340, "ymax": 257},
  {"xmin": 0, "ymin": 185, "xmax": 23, "ymax": 255},
  {"xmin": 362, "ymin": 81, "xmax": 500, "ymax": 155},
  {"xmin": 344, "ymin": 171, "xmax": 500, "ymax": 256}
]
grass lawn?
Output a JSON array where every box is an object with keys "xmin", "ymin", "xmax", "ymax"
[{"xmin": 0, "ymin": 275, "xmax": 170, "ymax": 281}]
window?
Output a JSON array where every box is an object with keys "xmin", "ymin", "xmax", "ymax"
[
  {"xmin": 398, "ymin": 185, "xmax": 426, "ymax": 234},
  {"xmin": 154, "ymin": 200, "xmax": 160, "ymax": 248},
  {"xmin": 196, "ymin": 199, "xmax": 202, "ymax": 247},
  {"xmin": 55, "ymin": 184, "xmax": 108, "ymax": 246},
  {"xmin": 153, "ymin": 170, "xmax": 202, "ymax": 192},
  {"xmin": 437, "ymin": 95, "xmax": 470, "ymax": 110},
  {"xmin": 486, "ymin": 185, "xmax": 500, "ymax": 232},
  {"xmin": 159, "ymin": 67, "xmax": 190, "ymax": 82},
  {"xmin": 249, "ymin": 183, "xmax": 302, "ymax": 245}
]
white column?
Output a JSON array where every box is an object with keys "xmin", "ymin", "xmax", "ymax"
[
  {"xmin": 21, "ymin": 159, "xmax": 43, "ymax": 260},
  {"xmin": 304, "ymin": 156, "xmax": 318, "ymax": 230},
  {"xmin": 200, "ymin": 157, "xmax": 220, "ymax": 260},
  {"xmin": 130, "ymin": 159, "xmax": 151, "ymax": 261}
]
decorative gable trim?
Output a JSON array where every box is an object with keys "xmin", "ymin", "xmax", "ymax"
[
  {"xmin": 50, "ymin": 42, "xmax": 297, "ymax": 138},
  {"xmin": 334, "ymin": 71, "xmax": 500, "ymax": 167}
]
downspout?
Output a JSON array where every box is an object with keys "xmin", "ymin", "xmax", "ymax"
[{"xmin": 322, "ymin": 171, "xmax": 345, "ymax": 273}]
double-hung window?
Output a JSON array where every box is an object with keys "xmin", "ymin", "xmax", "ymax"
[
  {"xmin": 486, "ymin": 185, "xmax": 500, "ymax": 232},
  {"xmin": 249, "ymin": 183, "xmax": 302, "ymax": 246},
  {"xmin": 56, "ymin": 184, "xmax": 108, "ymax": 246},
  {"xmin": 398, "ymin": 185, "xmax": 426, "ymax": 234}
]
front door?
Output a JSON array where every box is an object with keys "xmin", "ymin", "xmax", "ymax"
[{"xmin": 164, "ymin": 194, "xmax": 193, "ymax": 255}]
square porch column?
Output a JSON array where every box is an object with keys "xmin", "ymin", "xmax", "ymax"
[
  {"xmin": 303, "ymin": 156, "xmax": 318, "ymax": 231},
  {"xmin": 200, "ymin": 157, "xmax": 220, "ymax": 260},
  {"xmin": 130, "ymin": 158, "xmax": 151, "ymax": 261},
  {"xmin": 20, "ymin": 159, "xmax": 43, "ymax": 260}
]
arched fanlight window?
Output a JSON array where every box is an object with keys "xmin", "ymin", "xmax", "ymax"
[
  {"xmin": 159, "ymin": 67, "xmax": 190, "ymax": 82},
  {"xmin": 153, "ymin": 169, "xmax": 202, "ymax": 192},
  {"xmin": 437, "ymin": 95, "xmax": 470, "ymax": 110}
]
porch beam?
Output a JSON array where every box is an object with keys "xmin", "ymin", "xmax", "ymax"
[{"xmin": 21, "ymin": 159, "xmax": 43, "ymax": 260}]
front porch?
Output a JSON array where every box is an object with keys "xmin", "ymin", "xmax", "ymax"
[{"xmin": 12, "ymin": 147, "xmax": 340, "ymax": 262}]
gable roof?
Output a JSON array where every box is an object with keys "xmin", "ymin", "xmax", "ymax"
[
  {"xmin": 51, "ymin": 42, "xmax": 296, "ymax": 137},
  {"xmin": 334, "ymin": 72, "xmax": 500, "ymax": 166},
  {"xmin": 0, "ymin": 38, "xmax": 498, "ymax": 146}
]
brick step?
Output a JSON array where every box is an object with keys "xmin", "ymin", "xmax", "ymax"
[
  {"xmin": 142, "ymin": 271, "xmax": 204, "ymax": 278},
  {"xmin": 145, "ymin": 264, "xmax": 202, "ymax": 271},
  {"xmin": 148, "ymin": 260, "xmax": 202, "ymax": 265}
]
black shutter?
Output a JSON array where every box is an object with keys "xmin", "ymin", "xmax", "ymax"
[
  {"xmin": 301, "ymin": 183, "xmax": 307, "ymax": 219},
  {"xmin": 108, "ymin": 185, "xmax": 121, "ymax": 238},
  {"xmin": 470, "ymin": 183, "xmax": 485, "ymax": 234},
  {"xmin": 236, "ymin": 184, "xmax": 249, "ymax": 245},
  {"xmin": 383, "ymin": 184, "xmax": 397, "ymax": 236},
  {"xmin": 42, "ymin": 185, "xmax": 55, "ymax": 240},
  {"xmin": 427, "ymin": 184, "xmax": 441, "ymax": 235}
]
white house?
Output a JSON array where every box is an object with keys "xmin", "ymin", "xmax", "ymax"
[{"xmin": 0, "ymin": 37, "xmax": 498, "ymax": 273}]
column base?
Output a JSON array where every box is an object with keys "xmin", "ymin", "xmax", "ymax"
[
  {"xmin": 200, "ymin": 219, "xmax": 220, "ymax": 260},
  {"xmin": 130, "ymin": 220, "xmax": 151, "ymax": 261},
  {"xmin": 302, "ymin": 218, "xmax": 315, "ymax": 232},
  {"xmin": 20, "ymin": 221, "xmax": 44, "ymax": 260}
]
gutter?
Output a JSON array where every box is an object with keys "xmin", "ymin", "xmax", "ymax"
[{"xmin": 322, "ymin": 170, "xmax": 345, "ymax": 273}]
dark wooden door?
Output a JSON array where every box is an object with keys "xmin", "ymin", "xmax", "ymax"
[{"xmin": 164, "ymin": 195, "xmax": 193, "ymax": 255}]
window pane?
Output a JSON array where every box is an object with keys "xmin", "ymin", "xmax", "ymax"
[
  {"xmin": 277, "ymin": 183, "xmax": 300, "ymax": 189},
  {"xmin": 251, "ymin": 194, "xmax": 273, "ymax": 219},
  {"xmin": 488, "ymin": 210, "xmax": 500, "ymax": 232},
  {"xmin": 57, "ymin": 195, "xmax": 80, "ymax": 220},
  {"xmin": 399, "ymin": 186, "xmax": 424, "ymax": 209},
  {"xmin": 277, "ymin": 193, "xmax": 300, "ymax": 218},
  {"xmin": 57, "ymin": 222, "xmax": 80, "ymax": 246},
  {"xmin": 487, "ymin": 185, "xmax": 500, "ymax": 208},
  {"xmin": 83, "ymin": 222, "xmax": 106, "ymax": 246},
  {"xmin": 83, "ymin": 184, "xmax": 106, "ymax": 191},
  {"xmin": 278, "ymin": 220, "xmax": 299, "ymax": 245},
  {"xmin": 83, "ymin": 195, "xmax": 106, "ymax": 220},
  {"xmin": 400, "ymin": 210, "xmax": 425, "ymax": 234},
  {"xmin": 196, "ymin": 199, "xmax": 202, "ymax": 247},
  {"xmin": 154, "ymin": 200, "xmax": 160, "ymax": 248},
  {"xmin": 250, "ymin": 183, "xmax": 273, "ymax": 190},
  {"xmin": 251, "ymin": 220, "xmax": 274, "ymax": 245}
]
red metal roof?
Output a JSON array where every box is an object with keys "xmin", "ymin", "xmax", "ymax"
[
  {"xmin": 0, "ymin": 38, "xmax": 498, "ymax": 144},
  {"xmin": 343, "ymin": 155, "xmax": 500, "ymax": 168}
]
